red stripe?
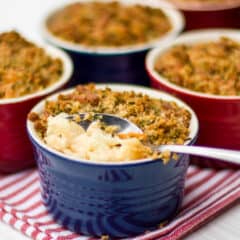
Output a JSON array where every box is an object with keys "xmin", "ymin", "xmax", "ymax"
[
  {"xmin": 31, "ymin": 229, "xmax": 39, "ymax": 239},
  {"xmin": 9, "ymin": 216, "xmax": 17, "ymax": 225},
  {"xmin": 185, "ymin": 171, "xmax": 217, "ymax": 195},
  {"xmin": 21, "ymin": 223, "xmax": 29, "ymax": 233},
  {"xmin": 34, "ymin": 220, "xmax": 55, "ymax": 227},
  {"xmin": 42, "ymin": 237, "xmax": 52, "ymax": 240},
  {"xmin": 186, "ymin": 168, "xmax": 202, "ymax": 179},
  {"xmin": 8, "ymin": 188, "xmax": 40, "ymax": 207},
  {"xmin": 0, "ymin": 211, "xmax": 4, "ymax": 219},
  {"xmin": 161, "ymin": 188, "xmax": 240, "ymax": 240},
  {"xmin": 45, "ymin": 227, "xmax": 66, "ymax": 234},
  {"xmin": 19, "ymin": 200, "xmax": 42, "ymax": 213},
  {"xmin": 7, "ymin": 202, "xmax": 42, "ymax": 214},
  {"xmin": 20, "ymin": 218, "xmax": 53, "ymax": 239},
  {"xmin": 0, "ymin": 176, "xmax": 38, "ymax": 201},
  {"xmin": 42, "ymin": 236, "xmax": 52, "ymax": 240},
  {"xmin": 6, "ymin": 201, "xmax": 44, "ymax": 222},
  {"xmin": 57, "ymin": 233, "xmax": 81, "ymax": 239},
  {"xmin": 179, "ymin": 172, "xmax": 238, "ymax": 218},
  {"xmin": 183, "ymin": 172, "xmax": 237, "ymax": 210},
  {"xmin": 0, "ymin": 171, "xmax": 35, "ymax": 192},
  {"xmin": 30, "ymin": 211, "xmax": 49, "ymax": 219}
]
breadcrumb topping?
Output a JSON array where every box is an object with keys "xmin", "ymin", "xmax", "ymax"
[
  {"xmin": 155, "ymin": 37, "xmax": 240, "ymax": 96},
  {"xmin": 47, "ymin": 1, "xmax": 171, "ymax": 47},
  {"xmin": 0, "ymin": 31, "xmax": 63, "ymax": 99},
  {"xmin": 29, "ymin": 84, "xmax": 191, "ymax": 162}
]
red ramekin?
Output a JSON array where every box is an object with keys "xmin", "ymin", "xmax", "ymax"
[
  {"xmin": 168, "ymin": 0, "xmax": 240, "ymax": 30},
  {"xmin": 146, "ymin": 29, "xmax": 240, "ymax": 168},
  {"xmin": 0, "ymin": 41, "xmax": 73, "ymax": 173}
]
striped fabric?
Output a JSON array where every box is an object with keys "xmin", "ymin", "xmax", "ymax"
[{"xmin": 0, "ymin": 166, "xmax": 239, "ymax": 240}]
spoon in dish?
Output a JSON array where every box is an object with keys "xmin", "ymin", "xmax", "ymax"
[
  {"xmin": 67, "ymin": 113, "xmax": 142, "ymax": 134},
  {"xmin": 70, "ymin": 113, "xmax": 240, "ymax": 168}
]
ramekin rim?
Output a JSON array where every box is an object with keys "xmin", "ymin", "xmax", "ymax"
[
  {"xmin": 0, "ymin": 43, "xmax": 73, "ymax": 105},
  {"xmin": 41, "ymin": 0, "xmax": 185, "ymax": 55},
  {"xmin": 168, "ymin": 0, "xmax": 240, "ymax": 11},
  {"xmin": 146, "ymin": 29, "xmax": 240, "ymax": 101},
  {"xmin": 27, "ymin": 83, "xmax": 199, "ymax": 167}
]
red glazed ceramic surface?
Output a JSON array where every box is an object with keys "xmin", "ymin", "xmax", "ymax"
[
  {"xmin": 0, "ymin": 44, "xmax": 73, "ymax": 173},
  {"xmin": 168, "ymin": 0, "xmax": 240, "ymax": 30},
  {"xmin": 0, "ymin": 97, "xmax": 46, "ymax": 172},
  {"xmin": 146, "ymin": 30, "xmax": 240, "ymax": 163}
]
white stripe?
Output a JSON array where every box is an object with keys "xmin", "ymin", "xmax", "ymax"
[
  {"xmin": 2, "ymin": 204, "xmax": 50, "ymax": 225},
  {"xmin": 25, "ymin": 225, "xmax": 36, "ymax": 237},
  {"xmin": 36, "ymin": 232, "xmax": 48, "ymax": 240},
  {"xmin": 14, "ymin": 219, "xmax": 25, "ymax": 231},
  {"xmin": 3, "ymin": 196, "xmax": 41, "ymax": 215},
  {"xmin": 0, "ymin": 172, "xmax": 37, "ymax": 196},
  {"xmin": 10, "ymin": 192, "xmax": 41, "ymax": 211},
  {"xmin": 16, "ymin": 212, "xmax": 53, "ymax": 227},
  {"xmin": 1, "ymin": 212, "xmax": 89, "ymax": 240},
  {"xmin": 38, "ymin": 223, "xmax": 61, "ymax": 231},
  {"xmin": 4, "ymin": 182, "xmax": 39, "ymax": 204},
  {"xmin": 0, "ymin": 169, "xmax": 33, "ymax": 186},
  {"xmin": 27, "ymin": 215, "xmax": 53, "ymax": 226},
  {"xmin": 185, "ymin": 170, "xmax": 213, "ymax": 188},
  {"xmin": 2, "ymin": 205, "xmax": 13, "ymax": 213},
  {"xmin": 49, "ymin": 230, "xmax": 72, "ymax": 239},
  {"xmin": 55, "ymin": 230, "xmax": 78, "ymax": 237},
  {"xmin": 186, "ymin": 166, "xmax": 197, "ymax": 176},
  {"xmin": 183, "ymin": 171, "xmax": 229, "ymax": 206},
  {"xmin": 22, "ymin": 210, "xmax": 52, "ymax": 226},
  {"xmin": 2, "ymin": 213, "xmax": 12, "ymax": 223},
  {"xmin": 23, "ymin": 201, "xmax": 46, "ymax": 215},
  {"xmin": 36, "ymin": 215, "xmax": 53, "ymax": 223}
]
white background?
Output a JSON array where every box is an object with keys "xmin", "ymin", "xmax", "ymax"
[{"xmin": 0, "ymin": 0, "xmax": 239, "ymax": 239}]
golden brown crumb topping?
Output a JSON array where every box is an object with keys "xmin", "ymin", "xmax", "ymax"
[
  {"xmin": 46, "ymin": 1, "xmax": 171, "ymax": 47},
  {"xmin": 0, "ymin": 31, "xmax": 63, "ymax": 99},
  {"xmin": 29, "ymin": 84, "xmax": 191, "ymax": 149},
  {"xmin": 154, "ymin": 37, "xmax": 240, "ymax": 96}
]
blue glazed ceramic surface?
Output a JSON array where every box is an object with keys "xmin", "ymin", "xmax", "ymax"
[
  {"xmin": 31, "ymin": 138, "xmax": 189, "ymax": 237},
  {"xmin": 62, "ymin": 49, "xmax": 150, "ymax": 86},
  {"xmin": 27, "ymin": 84, "xmax": 198, "ymax": 237}
]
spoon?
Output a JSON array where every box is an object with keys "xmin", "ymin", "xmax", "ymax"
[
  {"xmin": 68, "ymin": 113, "xmax": 142, "ymax": 134},
  {"xmin": 157, "ymin": 145, "xmax": 240, "ymax": 168},
  {"xmin": 70, "ymin": 113, "xmax": 240, "ymax": 168}
]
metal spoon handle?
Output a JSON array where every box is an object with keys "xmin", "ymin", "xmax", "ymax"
[{"xmin": 159, "ymin": 145, "xmax": 240, "ymax": 167}]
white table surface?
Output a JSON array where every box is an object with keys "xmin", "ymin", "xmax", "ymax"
[{"xmin": 0, "ymin": 0, "xmax": 239, "ymax": 239}]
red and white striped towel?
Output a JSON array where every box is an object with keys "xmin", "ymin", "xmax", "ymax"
[{"xmin": 0, "ymin": 166, "xmax": 239, "ymax": 240}]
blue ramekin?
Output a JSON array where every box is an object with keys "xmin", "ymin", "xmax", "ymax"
[
  {"xmin": 27, "ymin": 84, "xmax": 198, "ymax": 237},
  {"xmin": 41, "ymin": 0, "xmax": 185, "ymax": 86}
]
